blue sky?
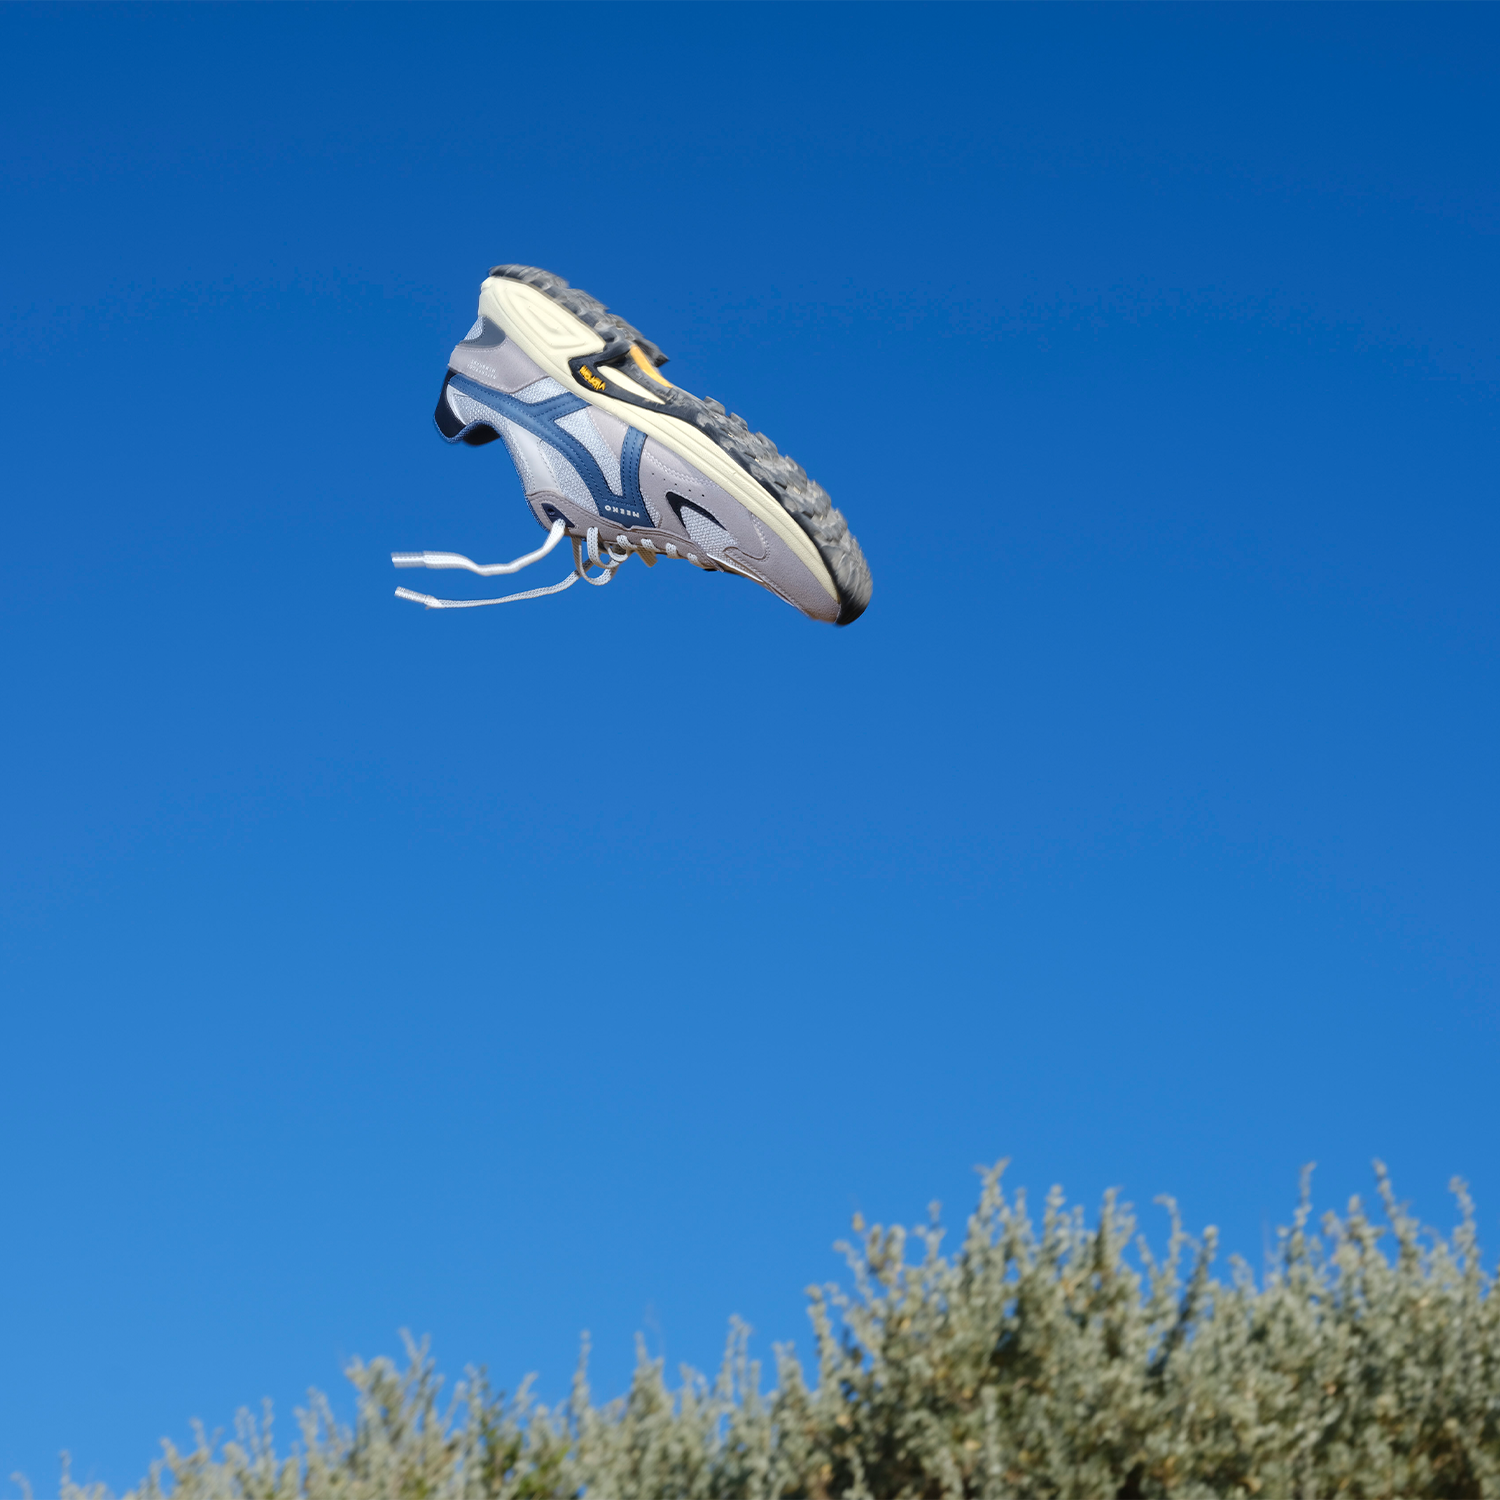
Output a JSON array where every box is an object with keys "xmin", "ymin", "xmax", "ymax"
[{"xmin": 2, "ymin": 1, "xmax": 1497, "ymax": 1487}]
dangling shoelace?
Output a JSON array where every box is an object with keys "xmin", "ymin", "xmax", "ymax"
[{"xmin": 391, "ymin": 520, "xmax": 706, "ymax": 609}]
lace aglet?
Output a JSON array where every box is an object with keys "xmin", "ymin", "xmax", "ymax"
[{"xmin": 387, "ymin": 521, "xmax": 586, "ymax": 608}]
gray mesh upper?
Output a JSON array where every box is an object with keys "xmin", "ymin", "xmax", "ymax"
[{"xmin": 554, "ymin": 409, "xmax": 622, "ymax": 496}]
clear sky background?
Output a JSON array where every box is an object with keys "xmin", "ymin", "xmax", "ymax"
[{"xmin": 2, "ymin": 1, "xmax": 1497, "ymax": 1488}]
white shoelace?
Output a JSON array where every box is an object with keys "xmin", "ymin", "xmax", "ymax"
[{"xmin": 391, "ymin": 519, "xmax": 706, "ymax": 609}]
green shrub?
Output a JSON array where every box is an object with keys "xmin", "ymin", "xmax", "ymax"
[{"xmin": 59, "ymin": 1163, "xmax": 1500, "ymax": 1499}]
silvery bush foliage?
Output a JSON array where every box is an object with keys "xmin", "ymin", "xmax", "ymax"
[{"xmin": 60, "ymin": 1164, "xmax": 1500, "ymax": 1500}]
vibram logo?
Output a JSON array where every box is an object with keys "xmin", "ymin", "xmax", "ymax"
[{"xmin": 577, "ymin": 364, "xmax": 608, "ymax": 392}]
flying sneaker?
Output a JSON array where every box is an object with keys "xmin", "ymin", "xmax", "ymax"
[{"xmin": 392, "ymin": 265, "xmax": 872, "ymax": 625}]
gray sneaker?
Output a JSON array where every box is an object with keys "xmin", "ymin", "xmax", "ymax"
[{"xmin": 393, "ymin": 265, "xmax": 872, "ymax": 625}]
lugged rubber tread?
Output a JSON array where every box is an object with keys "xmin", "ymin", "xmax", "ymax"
[{"xmin": 488, "ymin": 264, "xmax": 873, "ymax": 625}]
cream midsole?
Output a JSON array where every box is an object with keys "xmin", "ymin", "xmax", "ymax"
[{"xmin": 478, "ymin": 277, "xmax": 837, "ymax": 603}]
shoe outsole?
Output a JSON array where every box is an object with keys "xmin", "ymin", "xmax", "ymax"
[{"xmin": 488, "ymin": 264, "xmax": 873, "ymax": 626}]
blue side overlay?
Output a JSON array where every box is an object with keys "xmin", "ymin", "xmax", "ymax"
[
  {"xmin": 445, "ymin": 373, "xmax": 651, "ymax": 528},
  {"xmin": 620, "ymin": 427, "xmax": 648, "ymax": 525}
]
